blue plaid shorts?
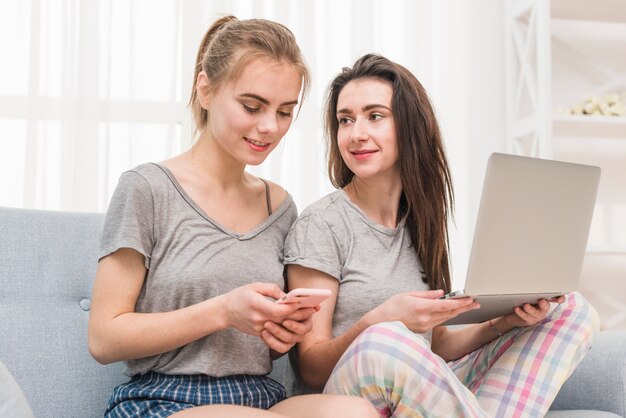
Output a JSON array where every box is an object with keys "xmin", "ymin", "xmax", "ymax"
[{"xmin": 105, "ymin": 372, "xmax": 287, "ymax": 418}]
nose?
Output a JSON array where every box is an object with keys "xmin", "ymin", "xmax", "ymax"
[
  {"xmin": 350, "ymin": 118, "xmax": 368, "ymax": 143},
  {"xmin": 257, "ymin": 112, "xmax": 279, "ymax": 135}
]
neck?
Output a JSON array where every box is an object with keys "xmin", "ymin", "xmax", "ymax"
[
  {"xmin": 345, "ymin": 173, "xmax": 403, "ymax": 228},
  {"xmin": 186, "ymin": 131, "xmax": 248, "ymax": 189}
]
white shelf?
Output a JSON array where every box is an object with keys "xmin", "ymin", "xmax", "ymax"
[
  {"xmin": 552, "ymin": 0, "xmax": 626, "ymax": 23},
  {"xmin": 587, "ymin": 246, "xmax": 626, "ymax": 255},
  {"xmin": 553, "ymin": 115, "xmax": 626, "ymax": 138},
  {"xmin": 506, "ymin": 1, "xmax": 626, "ymax": 330}
]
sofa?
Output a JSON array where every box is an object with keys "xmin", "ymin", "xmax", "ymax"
[{"xmin": 0, "ymin": 206, "xmax": 624, "ymax": 418}]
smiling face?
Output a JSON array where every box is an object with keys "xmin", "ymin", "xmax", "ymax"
[
  {"xmin": 336, "ymin": 77, "xmax": 398, "ymax": 181},
  {"xmin": 203, "ymin": 56, "xmax": 303, "ymax": 166}
]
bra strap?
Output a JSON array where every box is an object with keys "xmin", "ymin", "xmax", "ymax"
[{"xmin": 260, "ymin": 179, "xmax": 272, "ymax": 216}]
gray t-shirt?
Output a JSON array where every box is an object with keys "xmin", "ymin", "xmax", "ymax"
[
  {"xmin": 283, "ymin": 189, "xmax": 431, "ymax": 394},
  {"xmin": 285, "ymin": 189, "xmax": 431, "ymax": 337},
  {"xmin": 99, "ymin": 163, "xmax": 297, "ymax": 377}
]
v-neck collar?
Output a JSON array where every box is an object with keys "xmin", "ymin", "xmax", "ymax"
[{"xmin": 152, "ymin": 163, "xmax": 292, "ymax": 240}]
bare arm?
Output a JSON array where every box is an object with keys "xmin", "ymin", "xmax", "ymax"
[
  {"xmin": 88, "ymin": 248, "xmax": 310, "ymax": 364},
  {"xmin": 287, "ymin": 265, "xmax": 373, "ymax": 390},
  {"xmin": 288, "ymin": 264, "xmax": 480, "ymax": 390},
  {"xmin": 431, "ymin": 320, "xmax": 510, "ymax": 361}
]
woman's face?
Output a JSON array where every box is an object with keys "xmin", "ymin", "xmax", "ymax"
[
  {"xmin": 336, "ymin": 77, "xmax": 398, "ymax": 181},
  {"xmin": 204, "ymin": 57, "xmax": 302, "ymax": 166}
]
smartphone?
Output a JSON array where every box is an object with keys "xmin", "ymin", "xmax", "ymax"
[
  {"xmin": 276, "ymin": 288, "xmax": 332, "ymax": 308},
  {"xmin": 439, "ymin": 291, "xmax": 470, "ymax": 300}
]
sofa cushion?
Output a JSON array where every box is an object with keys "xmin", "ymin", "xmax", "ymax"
[
  {"xmin": 550, "ymin": 330, "xmax": 626, "ymax": 417},
  {"xmin": 545, "ymin": 411, "xmax": 623, "ymax": 418},
  {"xmin": 0, "ymin": 207, "xmax": 125, "ymax": 418}
]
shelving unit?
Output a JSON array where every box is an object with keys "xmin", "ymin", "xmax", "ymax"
[{"xmin": 504, "ymin": 0, "xmax": 626, "ymax": 329}]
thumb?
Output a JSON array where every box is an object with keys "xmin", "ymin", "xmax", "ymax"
[
  {"xmin": 407, "ymin": 289, "xmax": 445, "ymax": 299},
  {"xmin": 249, "ymin": 282, "xmax": 286, "ymax": 300}
]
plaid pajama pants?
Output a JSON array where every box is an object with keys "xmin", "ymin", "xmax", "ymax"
[{"xmin": 323, "ymin": 292, "xmax": 599, "ymax": 418}]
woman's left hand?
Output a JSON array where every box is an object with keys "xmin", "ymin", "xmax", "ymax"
[
  {"xmin": 260, "ymin": 307, "xmax": 316, "ymax": 353},
  {"xmin": 502, "ymin": 295, "xmax": 565, "ymax": 328}
]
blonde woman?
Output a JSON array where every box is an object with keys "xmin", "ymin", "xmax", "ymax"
[{"xmin": 88, "ymin": 16, "xmax": 376, "ymax": 418}]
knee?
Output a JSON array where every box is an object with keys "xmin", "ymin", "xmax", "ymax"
[
  {"xmin": 350, "ymin": 321, "xmax": 432, "ymax": 367},
  {"xmin": 360, "ymin": 321, "xmax": 430, "ymax": 346},
  {"xmin": 362, "ymin": 321, "xmax": 406, "ymax": 337},
  {"xmin": 559, "ymin": 292, "xmax": 601, "ymax": 338},
  {"xmin": 344, "ymin": 396, "xmax": 379, "ymax": 418}
]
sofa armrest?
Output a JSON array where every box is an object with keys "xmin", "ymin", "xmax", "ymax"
[{"xmin": 550, "ymin": 331, "xmax": 626, "ymax": 416}]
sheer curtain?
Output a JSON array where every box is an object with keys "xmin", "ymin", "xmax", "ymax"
[
  {"xmin": 0, "ymin": 0, "xmax": 183, "ymax": 211},
  {"xmin": 0, "ymin": 0, "xmax": 506, "ymax": 286}
]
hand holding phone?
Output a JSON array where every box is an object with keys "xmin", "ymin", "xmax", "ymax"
[{"xmin": 276, "ymin": 288, "xmax": 332, "ymax": 308}]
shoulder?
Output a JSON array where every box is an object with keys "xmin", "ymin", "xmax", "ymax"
[
  {"xmin": 262, "ymin": 178, "xmax": 290, "ymax": 213},
  {"xmin": 109, "ymin": 163, "xmax": 174, "ymax": 210},
  {"xmin": 284, "ymin": 191, "xmax": 349, "ymax": 267},
  {"xmin": 298, "ymin": 189, "xmax": 345, "ymax": 220},
  {"xmin": 126, "ymin": 163, "xmax": 169, "ymax": 182},
  {"xmin": 288, "ymin": 190, "xmax": 350, "ymax": 239},
  {"xmin": 116, "ymin": 163, "xmax": 165, "ymax": 187}
]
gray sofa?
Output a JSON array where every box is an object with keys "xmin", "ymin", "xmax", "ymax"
[{"xmin": 0, "ymin": 206, "xmax": 624, "ymax": 418}]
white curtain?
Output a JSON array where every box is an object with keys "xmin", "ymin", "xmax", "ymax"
[
  {"xmin": 0, "ymin": 0, "xmax": 185, "ymax": 211},
  {"xmin": 0, "ymin": 0, "xmax": 506, "ymax": 286}
]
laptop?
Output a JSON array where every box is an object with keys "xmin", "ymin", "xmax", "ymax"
[{"xmin": 442, "ymin": 152, "xmax": 600, "ymax": 325}]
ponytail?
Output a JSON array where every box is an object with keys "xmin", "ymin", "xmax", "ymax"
[{"xmin": 189, "ymin": 15, "xmax": 238, "ymax": 136}]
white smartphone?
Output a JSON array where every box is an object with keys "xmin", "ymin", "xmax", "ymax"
[{"xmin": 276, "ymin": 288, "xmax": 332, "ymax": 308}]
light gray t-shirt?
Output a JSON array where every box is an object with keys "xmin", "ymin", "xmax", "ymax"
[
  {"xmin": 99, "ymin": 163, "xmax": 297, "ymax": 377},
  {"xmin": 285, "ymin": 189, "xmax": 431, "ymax": 337},
  {"xmin": 283, "ymin": 189, "xmax": 431, "ymax": 394}
]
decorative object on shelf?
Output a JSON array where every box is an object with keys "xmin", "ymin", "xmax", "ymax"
[{"xmin": 560, "ymin": 92, "xmax": 626, "ymax": 117}]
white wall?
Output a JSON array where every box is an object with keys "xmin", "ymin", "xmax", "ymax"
[
  {"xmin": 0, "ymin": 0, "xmax": 509, "ymax": 288},
  {"xmin": 448, "ymin": 0, "xmax": 507, "ymax": 287}
]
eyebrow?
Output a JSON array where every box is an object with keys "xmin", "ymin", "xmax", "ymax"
[
  {"xmin": 238, "ymin": 93, "xmax": 299, "ymax": 107},
  {"xmin": 336, "ymin": 104, "xmax": 392, "ymax": 114}
]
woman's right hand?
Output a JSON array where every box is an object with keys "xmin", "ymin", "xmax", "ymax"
[
  {"xmin": 367, "ymin": 290, "xmax": 480, "ymax": 333},
  {"xmin": 220, "ymin": 282, "xmax": 316, "ymax": 337}
]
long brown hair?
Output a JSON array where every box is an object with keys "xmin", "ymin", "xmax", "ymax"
[
  {"xmin": 189, "ymin": 15, "xmax": 311, "ymax": 136},
  {"xmin": 325, "ymin": 54, "xmax": 454, "ymax": 293}
]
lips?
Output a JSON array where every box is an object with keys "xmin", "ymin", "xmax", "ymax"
[
  {"xmin": 245, "ymin": 137, "xmax": 271, "ymax": 151},
  {"xmin": 351, "ymin": 149, "xmax": 378, "ymax": 160},
  {"xmin": 246, "ymin": 137, "xmax": 269, "ymax": 147}
]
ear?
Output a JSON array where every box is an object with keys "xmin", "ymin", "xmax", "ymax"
[{"xmin": 196, "ymin": 71, "xmax": 212, "ymax": 109}]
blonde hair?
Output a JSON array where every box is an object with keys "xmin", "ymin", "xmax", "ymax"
[{"xmin": 189, "ymin": 16, "xmax": 310, "ymax": 135}]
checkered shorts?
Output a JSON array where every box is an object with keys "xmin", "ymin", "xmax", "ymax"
[{"xmin": 105, "ymin": 372, "xmax": 287, "ymax": 418}]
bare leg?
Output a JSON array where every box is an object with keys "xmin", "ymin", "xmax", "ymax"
[
  {"xmin": 171, "ymin": 405, "xmax": 287, "ymax": 418},
  {"xmin": 270, "ymin": 394, "xmax": 378, "ymax": 418},
  {"xmin": 169, "ymin": 394, "xmax": 377, "ymax": 418}
]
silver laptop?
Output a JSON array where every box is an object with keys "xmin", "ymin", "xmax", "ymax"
[{"xmin": 442, "ymin": 152, "xmax": 600, "ymax": 325}]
